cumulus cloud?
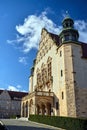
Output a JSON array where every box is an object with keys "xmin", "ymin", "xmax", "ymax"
[
  {"xmin": 0, "ymin": 87, "xmax": 4, "ymax": 90},
  {"xmin": 7, "ymin": 84, "xmax": 27, "ymax": 92},
  {"xmin": 7, "ymin": 10, "xmax": 87, "ymax": 54},
  {"xmin": 7, "ymin": 10, "xmax": 61, "ymax": 53},
  {"xmin": 75, "ymin": 20, "xmax": 87, "ymax": 43},
  {"xmin": 19, "ymin": 57, "xmax": 27, "ymax": 65},
  {"xmin": 8, "ymin": 85, "xmax": 21, "ymax": 91}
]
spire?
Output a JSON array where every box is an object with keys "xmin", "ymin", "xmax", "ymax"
[
  {"xmin": 65, "ymin": 11, "xmax": 70, "ymax": 18},
  {"xmin": 62, "ymin": 12, "xmax": 74, "ymax": 29}
]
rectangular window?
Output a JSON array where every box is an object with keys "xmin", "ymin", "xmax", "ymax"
[
  {"xmin": 60, "ymin": 51, "xmax": 62, "ymax": 57},
  {"xmin": 62, "ymin": 92, "xmax": 64, "ymax": 99},
  {"xmin": 61, "ymin": 70, "xmax": 63, "ymax": 77}
]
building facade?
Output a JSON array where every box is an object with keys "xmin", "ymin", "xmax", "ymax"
[
  {"xmin": 0, "ymin": 90, "xmax": 28, "ymax": 118},
  {"xmin": 21, "ymin": 16, "xmax": 87, "ymax": 118}
]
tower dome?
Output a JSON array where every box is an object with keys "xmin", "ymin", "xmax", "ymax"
[{"xmin": 59, "ymin": 16, "xmax": 79, "ymax": 43}]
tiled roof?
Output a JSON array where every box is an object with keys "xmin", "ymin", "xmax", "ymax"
[
  {"xmin": 0, "ymin": 89, "xmax": 28, "ymax": 100},
  {"xmin": 81, "ymin": 43, "xmax": 87, "ymax": 58},
  {"xmin": 8, "ymin": 90, "xmax": 28, "ymax": 100}
]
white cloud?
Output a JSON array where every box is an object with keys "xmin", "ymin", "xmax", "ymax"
[
  {"xmin": 0, "ymin": 87, "xmax": 4, "ymax": 90},
  {"xmin": 75, "ymin": 20, "xmax": 87, "ymax": 43},
  {"xmin": 16, "ymin": 85, "xmax": 22, "ymax": 89},
  {"xmin": 19, "ymin": 57, "xmax": 27, "ymax": 65},
  {"xmin": 8, "ymin": 85, "xmax": 20, "ymax": 91},
  {"xmin": 7, "ymin": 11, "xmax": 87, "ymax": 54},
  {"xmin": 7, "ymin": 85, "xmax": 26, "ymax": 92},
  {"xmin": 7, "ymin": 10, "xmax": 61, "ymax": 53}
]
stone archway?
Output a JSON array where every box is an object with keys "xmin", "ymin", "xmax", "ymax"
[{"xmin": 36, "ymin": 102, "xmax": 52, "ymax": 116}]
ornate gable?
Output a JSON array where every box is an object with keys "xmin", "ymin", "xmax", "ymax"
[{"xmin": 36, "ymin": 28, "xmax": 59, "ymax": 64}]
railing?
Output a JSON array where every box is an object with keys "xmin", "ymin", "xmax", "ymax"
[
  {"xmin": 35, "ymin": 91, "xmax": 54, "ymax": 96},
  {"xmin": 22, "ymin": 91, "xmax": 54, "ymax": 100}
]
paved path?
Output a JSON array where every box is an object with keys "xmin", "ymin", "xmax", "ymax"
[{"xmin": 0, "ymin": 119, "xmax": 63, "ymax": 130}]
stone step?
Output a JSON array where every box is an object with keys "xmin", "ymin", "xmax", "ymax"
[{"xmin": 18, "ymin": 117, "xmax": 28, "ymax": 121}]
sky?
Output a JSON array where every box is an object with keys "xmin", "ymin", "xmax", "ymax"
[{"xmin": 0, "ymin": 0, "xmax": 87, "ymax": 92}]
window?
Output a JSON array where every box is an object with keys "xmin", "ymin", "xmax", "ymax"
[
  {"xmin": 61, "ymin": 70, "xmax": 63, "ymax": 77},
  {"xmin": 49, "ymin": 89, "xmax": 51, "ymax": 92},
  {"xmin": 62, "ymin": 92, "xmax": 64, "ymax": 99},
  {"xmin": 56, "ymin": 102, "xmax": 59, "ymax": 110},
  {"xmin": 65, "ymin": 35, "xmax": 69, "ymax": 41},
  {"xmin": 60, "ymin": 51, "xmax": 62, "ymax": 57}
]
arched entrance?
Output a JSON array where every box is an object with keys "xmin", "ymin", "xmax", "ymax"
[{"xmin": 36, "ymin": 102, "xmax": 52, "ymax": 116}]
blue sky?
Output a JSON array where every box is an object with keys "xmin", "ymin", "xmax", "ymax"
[{"xmin": 0, "ymin": 0, "xmax": 87, "ymax": 92}]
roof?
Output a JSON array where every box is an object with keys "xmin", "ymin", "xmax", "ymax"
[
  {"xmin": 0, "ymin": 89, "xmax": 28, "ymax": 100},
  {"xmin": 62, "ymin": 16, "xmax": 74, "ymax": 25},
  {"xmin": 49, "ymin": 32, "xmax": 60, "ymax": 46},
  {"xmin": 0, "ymin": 90, "xmax": 3, "ymax": 94},
  {"xmin": 81, "ymin": 43, "xmax": 87, "ymax": 58}
]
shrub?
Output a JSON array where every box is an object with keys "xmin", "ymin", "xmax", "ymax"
[{"xmin": 29, "ymin": 115, "xmax": 87, "ymax": 130}]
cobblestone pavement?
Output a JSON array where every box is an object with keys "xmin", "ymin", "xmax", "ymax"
[{"xmin": 0, "ymin": 119, "xmax": 64, "ymax": 130}]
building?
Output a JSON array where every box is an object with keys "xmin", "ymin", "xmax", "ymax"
[
  {"xmin": 21, "ymin": 16, "xmax": 87, "ymax": 118},
  {"xmin": 0, "ymin": 89, "xmax": 28, "ymax": 118}
]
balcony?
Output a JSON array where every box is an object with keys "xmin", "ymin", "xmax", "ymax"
[
  {"xmin": 22, "ymin": 91, "xmax": 54, "ymax": 101},
  {"xmin": 35, "ymin": 91, "xmax": 54, "ymax": 97}
]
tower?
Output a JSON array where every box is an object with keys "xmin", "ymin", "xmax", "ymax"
[{"xmin": 58, "ymin": 16, "xmax": 80, "ymax": 117}]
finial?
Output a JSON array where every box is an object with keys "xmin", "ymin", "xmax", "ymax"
[{"xmin": 65, "ymin": 11, "xmax": 70, "ymax": 18}]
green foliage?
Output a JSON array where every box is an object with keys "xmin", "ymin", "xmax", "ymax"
[
  {"xmin": 29, "ymin": 115, "xmax": 87, "ymax": 130},
  {"xmin": 10, "ymin": 115, "xmax": 16, "ymax": 119}
]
